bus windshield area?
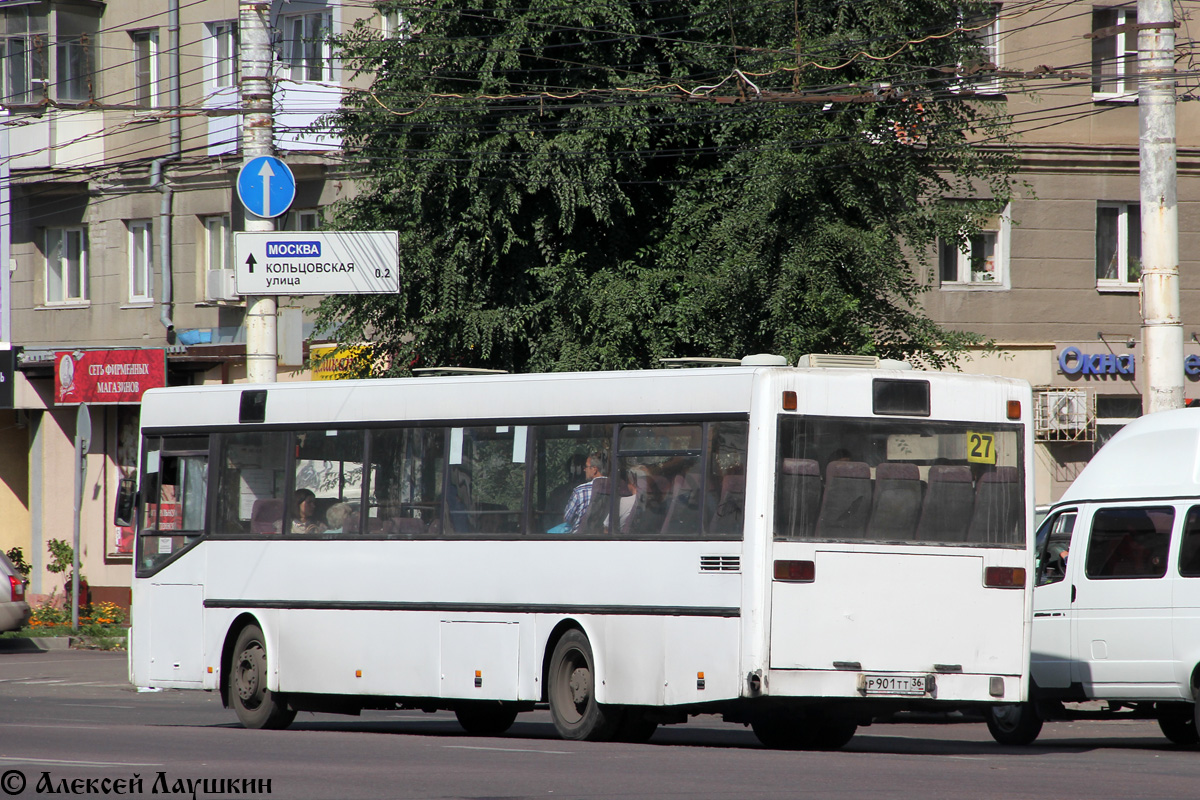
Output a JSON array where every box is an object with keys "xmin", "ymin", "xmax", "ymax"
[{"xmin": 774, "ymin": 415, "xmax": 1025, "ymax": 546}]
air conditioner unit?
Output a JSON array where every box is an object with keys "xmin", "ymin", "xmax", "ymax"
[
  {"xmin": 799, "ymin": 353, "xmax": 880, "ymax": 369},
  {"xmin": 206, "ymin": 269, "xmax": 239, "ymax": 302},
  {"xmin": 1038, "ymin": 390, "xmax": 1089, "ymax": 431}
]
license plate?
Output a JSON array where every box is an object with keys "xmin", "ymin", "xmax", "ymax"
[{"xmin": 859, "ymin": 674, "xmax": 930, "ymax": 696}]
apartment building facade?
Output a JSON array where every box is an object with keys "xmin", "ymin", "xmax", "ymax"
[
  {"xmin": 0, "ymin": 0, "xmax": 374, "ymax": 604},
  {"xmin": 920, "ymin": 1, "xmax": 1200, "ymax": 508}
]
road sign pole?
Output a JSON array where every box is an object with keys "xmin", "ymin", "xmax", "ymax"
[{"xmin": 241, "ymin": 1, "xmax": 277, "ymax": 383}]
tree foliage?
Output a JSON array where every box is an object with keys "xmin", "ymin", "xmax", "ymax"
[{"xmin": 317, "ymin": 0, "xmax": 1015, "ymax": 373}]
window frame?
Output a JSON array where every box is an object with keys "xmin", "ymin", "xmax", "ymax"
[
  {"xmin": 128, "ymin": 219, "xmax": 153, "ymax": 303},
  {"xmin": 205, "ymin": 20, "xmax": 239, "ymax": 90},
  {"xmin": 44, "ymin": 226, "xmax": 88, "ymax": 305},
  {"xmin": 938, "ymin": 203, "xmax": 1011, "ymax": 289},
  {"xmin": 1096, "ymin": 202, "xmax": 1141, "ymax": 291},
  {"xmin": 130, "ymin": 28, "xmax": 159, "ymax": 108},
  {"xmin": 201, "ymin": 214, "xmax": 232, "ymax": 301},
  {"xmin": 1092, "ymin": 6, "xmax": 1138, "ymax": 102},
  {"xmin": 960, "ymin": 3, "xmax": 1002, "ymax": 95},
  {"xmin": 0, "ymin": 3, "xmax": 49, "ymax": 105},
  {"xmin": 282, "ymin": 10, "xmax": 334, "ymax": 83}
]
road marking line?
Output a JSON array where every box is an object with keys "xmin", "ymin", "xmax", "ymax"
[
  {"xmin": 0, "ymin": 757, "xmax": 162, "ymax": 768},
  {"xmin": 444, "ymin": 745, "xmax": 572, "ymax": 755}
]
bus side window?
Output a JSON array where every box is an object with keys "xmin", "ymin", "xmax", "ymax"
[
  {"xmin": 368, "ymin": 427, "xmax": 445, "ymax": 536},
  {"xmin": 136, "ymin": 436, "xmax": 209, "ymax": 576},
  {"xmin": 708, "ymin": 421, "xmax": 749, "ymax": 537},
  {"xmin": 1178, "ymin": 506, "xmax": 1200, "ymax": 577},
  {"xmin": 213, "ymin": 432, "xmax": 288, "ymax": 535}
]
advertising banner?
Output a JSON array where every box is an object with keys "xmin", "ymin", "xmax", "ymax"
[{"xmin": 54, "ymin": 349, "xmax": 167, "ymax": 405}]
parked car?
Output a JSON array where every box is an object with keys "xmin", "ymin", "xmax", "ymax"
[{"xmin": 0, "ymin": 551, "xmax": 31, "ymax": 633}]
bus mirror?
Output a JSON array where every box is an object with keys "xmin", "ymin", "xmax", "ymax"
[{"xmin": 114, "ymin": 477, "xmax": 137, "ymax": 528}]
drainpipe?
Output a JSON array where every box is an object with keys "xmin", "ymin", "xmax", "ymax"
[{"xmin": 155, "ymin": 0, "xmax": 183, "ymax": 339}]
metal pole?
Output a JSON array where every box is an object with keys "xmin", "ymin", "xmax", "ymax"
[
  {"xmin": 241, "ymin": 1, "xmax": 277, "ymax": 383},
  {"xmin": 1139, "ymin": 0, "xmax": 1182, "ymax": 413},
  {"xmin": 71, "ymin": 404, "xmax": 91, "ymax": 631}
]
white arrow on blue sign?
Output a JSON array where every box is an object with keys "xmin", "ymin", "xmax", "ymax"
[{"xmin": 236, "ymin": 156, "xmax": 297, "ymax": 219}]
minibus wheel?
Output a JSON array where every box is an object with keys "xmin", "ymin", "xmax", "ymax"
[
  {"xmin": 229, "ymin": 624, "xmax": 296, "ymax": 730},
  {"xmin": 455, "ymin": 702, "xmax": 519, "ymax": 736},
  {"xmin": 985, "ymin": 702, "xmax": 1042, "ymax": 745},
  {"xmin": 1156, "ymin": 702, "xmax": 1200, "ymax": 745},
  {"xmin": 547, "ymin": 630, "xmax": 622, "ymax": 741}
]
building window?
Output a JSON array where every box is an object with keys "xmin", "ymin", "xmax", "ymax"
[
  {"xmin": 938, "ymin": 204, "xmax": 1010, "ymax": 287},
  {"xmin": 1095, "ymin": 395, "xmax": 1141, "ymax": 448},
  {"xmin": 56, "ymin": 6, "xmax": 98, "ymax": 103},
  {"xmin": 206, "ymin": 21, "xmax": 238, "ymax": 90},
  {"xmin": 203, "ymin": 215, "xmax": 231, "ymax": 299},
  {"xmin": 131, "ymin": 29, "xmax": 158, "ymax": 108},
  {"xmin": 45, "ymin": 227, "xmax": 87, "ymax": 304},
  {"xmin": 1, "ymin": 4, "xmax": 48, "ymax": 104},
  {"xmin": 1096, "ymin": 203, "xmax": 1140, "ymax": 288},
  {"xmin": 129, "ymin": 220, "xmax": 153, "ymax": 303},
  {"xmin": 379, "ymin": 6, "xmax": 405, "ymax": 38},
  {"xmin": 283, "ymin": 11, "xmax": 333, "ymax": 82},
  {"xmin": 1093, "ymin": 6, "xmax": 1137, "ymax": 100},
  {"xmin": 286, "ymin": 209, "xmax": 320, "ymax": 231},
  {"xmin": 963, "ymin": 3, "xmax": 1001, "ymax": 94}
]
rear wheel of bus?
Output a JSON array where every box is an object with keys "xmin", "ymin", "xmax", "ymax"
[
  {"xmin": 547, "ymin": 630, "xmax": 622, "ymax": 741},
  {"xmin": 985, "ymin": 702, "xmax": 1042, "ymax": 745},
  {"xmin": 229, "ymin": 624, "xmax": 296, "ymax": 730},
  {"xmin": 751, "ymin": 709, "xmax": 857, "ymax": 750},
  {"xmin": 454, "ymin": 702, "xmax": 520, "ymax": 736}
]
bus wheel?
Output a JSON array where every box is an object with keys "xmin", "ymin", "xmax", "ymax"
[
  {"xmin": 751, "ymin": 714, "xmax": 813, "ymax": 749},
  {"xmin": 455, "ymin": 703, "xmax": 519, "ymax": 736},
  {"xmin": 1156, "ymin": 703, "xmax": 1200, "ymax": 745},
  {"xmin": 229, "ymin": 624, "xmax": 296, "ymax": 730},
  {"xmin": 547, "ymin": 630, "xmax": 621, "ymax": 741},
  {"xmin": 613, "ymin": 708, "xmax": 658, "ymax": 743},
  {"xmin": 808, "ymin": 715, "xmax": 857, "ymax": 750},
  {"xmin": 985, "ymin": 702, "xmax": 1042, "ymax": 745}
]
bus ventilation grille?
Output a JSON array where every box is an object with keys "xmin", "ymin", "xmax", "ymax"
[{"xmin": 700, "ymin": 555, "xmax": 741, "ymax": 573}]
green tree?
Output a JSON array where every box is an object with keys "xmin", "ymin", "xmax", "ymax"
[{"xmin": 317, "ymin": 0, "xmax": 1014, "ymax": 373}]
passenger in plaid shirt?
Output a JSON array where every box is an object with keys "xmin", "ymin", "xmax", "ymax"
[{"xmin": 564, "ymin": 452, "xmax": 607, "ymax": 532}]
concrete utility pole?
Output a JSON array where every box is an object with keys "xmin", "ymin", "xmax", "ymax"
[
  {"xmin": 1139, "ymin": 0, "xmax": 1182, "ymax": 413},
  {"xmin": 241, "ymin": 1, "xmax": 278, "ymax": 383}
]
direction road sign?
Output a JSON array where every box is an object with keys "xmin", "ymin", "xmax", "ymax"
[
  {"xmin": 237, "ymin": 156, "xmax": 296, "ymax": 219},
  {"xmin": 235, "ymin": 231, "xmax": 400, "ymax": 295}
]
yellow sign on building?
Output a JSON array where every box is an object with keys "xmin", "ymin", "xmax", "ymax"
[{"xmin": 311, "ymin": 345, "xmax": 373, "ymax": 381}]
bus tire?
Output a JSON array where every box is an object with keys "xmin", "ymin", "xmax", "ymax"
[
  {"xmin": 455, "ymin": 703, "xmax": 519, "ymax": 736},
  {"xmin": 809, "ymin": 715, "xmax": 857, "ymax": 750},
  {"xmin": 751, "ymin": 714, "xmax": 814, "ymax": 749},
  {"xmin": 985, "ymin": 702, "xmax": 1042, "ymax": 746},
  {"xmin": 229, "ymin": 624, "xmax": 296, "ymax": 730},
  {"xmin": 547, "ymin": 630, "xmax": 622, "ymax": 741},
  {"xmin": 1156, "ymin": 703, "xmax": 1199, "ymax": 745},
  {"xmin": 613, "ymin": 708, "xmax": 658, "ymax": 743}
]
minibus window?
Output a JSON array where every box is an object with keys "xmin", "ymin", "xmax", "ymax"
[
  {"xmin": 1036, "ymin": 511, "xmax": 1075, "ymax": 586},
  {"xmin": 1085, "ymin": 507, "xmax": 1173, "ymax": 580},
  {"xmin": 1179, "ymin": 507, "xmax": 1200, "ymax": 577}
]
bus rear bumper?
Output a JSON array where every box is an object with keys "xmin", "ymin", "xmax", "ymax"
[{"xmin": 763, "ymin": 668, "xmax": 1027, "ymax": 704}]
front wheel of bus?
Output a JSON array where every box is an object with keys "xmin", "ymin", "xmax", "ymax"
[
  {"xmin": 547, "ymin": 630, "xmax": 621, "ymax": 741},
  {"xmin": 229, "ymin": 624, "xmax": 296, "ymax": 730},
  {"xmin": 985, "ymin": 702, "xmax": 1042, "ymax": 746}
]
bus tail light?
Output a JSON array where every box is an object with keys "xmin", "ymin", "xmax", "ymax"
[
  {"xmin": 774, "ymin": 560, "xmax": 815, "ymax": 582},
  {"xmin": 1006, "ymin": 400, "xmax": 1022, "ymax": 420},
  {"xmin": 8, "ymin": 575, "xmax": 22, "ymax": 601},
  {"xmin": 984, "ymin": 566, "xmax": 1025, "ymax": 589}
]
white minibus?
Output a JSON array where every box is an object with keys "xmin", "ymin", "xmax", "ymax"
[{"xmin": 987, "ymin": 406, "xmax": 1200, "ymax": 745}]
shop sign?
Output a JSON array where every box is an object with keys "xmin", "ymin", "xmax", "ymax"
[
  {"xmin": 311, "ymin": 345, "xmax": 373, "ymax": 381},
  {"xmin": 54, "ymin": 349, "xmax": 166, "ymax": 405},
  {"xmin": 1058, "ymin": 347, "xmax": 1200, "ymax": 379}
]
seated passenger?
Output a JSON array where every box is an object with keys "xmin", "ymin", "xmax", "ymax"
[
  {"xmin": 291, "ymin": 488, "xmax": 327, "ymax": 534},
  {"xmin": 564, "ymin": 452, "xmax": 607, "ymax": 532},
  {"xmin": 325, "ymin": 502, "xmax": 357, "ymax": 534}
]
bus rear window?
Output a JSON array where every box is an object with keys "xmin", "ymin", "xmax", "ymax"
[{"xmin": 774, "ymin": 416, "xmax": 1024, "ymax": 546}]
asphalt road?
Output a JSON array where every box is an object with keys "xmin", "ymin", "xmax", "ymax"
[{"xmin": 2, "ymin": 644, "xmax": 1200, "ymax": 799}]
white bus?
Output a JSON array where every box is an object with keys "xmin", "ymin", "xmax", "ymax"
[{"xmin": 123, "ymin": 358, "xmax": 1034, "ymax": 748}]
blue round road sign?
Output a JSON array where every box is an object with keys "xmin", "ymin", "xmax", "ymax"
[{"xmin": 237, "ymin": 156, "xmax": 296, "ymax": 219}]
